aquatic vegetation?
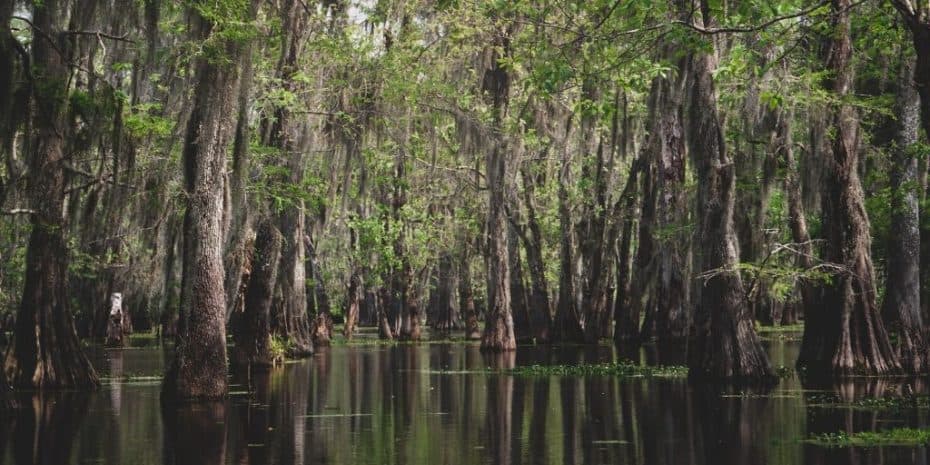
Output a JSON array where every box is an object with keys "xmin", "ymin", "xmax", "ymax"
[
  {"xmin": 756, "ymin": 324, "xmax": 805, "ymax": 334},
  {"xmin": 100, "ymin": 373, "xmax": 163, "ymax": 384},
  {"xmin": 807, "ymin": 428, "xmax": 930, "ymax": 447},
  {"xmin": 806, "ymin": 393, "xmax": 930, "ymax": 411},
  {"xmin": 505, "ymin": 363, "xmax": 688, "ymax": 378},
  {"xmin": 774, "ymin": 365, "xmax": 795, "ymax": 379}
]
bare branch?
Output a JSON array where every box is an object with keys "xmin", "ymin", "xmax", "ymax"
[{"xmin": 65, "ymin": 30, "xmax": 135, "ymax": 43}]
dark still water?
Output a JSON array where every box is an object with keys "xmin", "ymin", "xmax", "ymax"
[{"xmin": 1, "ymin": 335, "xmax": 928, "ymax": 465}]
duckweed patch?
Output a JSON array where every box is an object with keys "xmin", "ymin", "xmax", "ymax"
[
  {"xmin": 806, "ymin": 393, "xmax": 930, "ymax": 411},
  {"xmin": 806, "ymin": 428, "xmax": 930, "ymax": 447},
  {"xmin": 505, "ymin": 363, "xmax": 688, "ymax": 378},
  {"xmin": 101, "ymin": 373, "xmax": 163, "ymax": 384},
  {"xmin": 756, "ymin": 324, "xmax": 804, "ymax": 333}
]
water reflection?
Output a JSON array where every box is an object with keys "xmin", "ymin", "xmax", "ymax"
[
  {"xmin": 12, "ymin": 392, "xmax": 89, "ymax": 465},
  {"xmin": 229, "ymin": 369, "xmax": 272, "ymax": 465},
  {"xmin": 162, "ymin": 402, "xmax": 226, "ymax": 465},
  {"xmin": 802, "ymin": 378, "xmax": 930, "ymax": 465},
  {"xmin": 3, "ymin": 339, "xmax": 930, "ymax": 465},
  {"xmin": 483, "ymin": 352, "xmax": 515, "ymax": 465}
]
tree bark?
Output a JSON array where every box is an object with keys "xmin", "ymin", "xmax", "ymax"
[
  {"xmin": 651, "ymin": 61, "xmax": 691, "ymax": 342},
  {"xmin": 163, "ymin": 0, "xmax": 253, "ymax": 401},
  {"xmin": 305, "ymin": 233, "xmax": 332, "ymax": 343},
  {"xmin": 480, "ymin": 26, "xmax": 516, "ymax": 352},
  {"xmin": 231, "ymin": 220, "xmax": 282, "ymax": 368},
  {"xmin": 686, "ymin": 3, "xmax": 773, "ymax": 381},
  {"xmin": 268, "ymin": 0, "xmax": 314, "ymax": 356},
  {"xmin": 376, "ymin": 286, "xmax": 395, "ymax": 340},
  {"xmin": 508, "ymin": 223, "xmax": 532, "ymax": 341},
  {"xmin": 554, "ymin": 115, "xmax": 585, "ymax": 343},
  {"xmin": 460, "ymin": 248, "xmax": 481, "ymax": 340},
  {"xmin": 399, "ymin": 262, "xmax": 422, "ymax": 341},
  {"xmin": 777, "ymin": 109, "xmax": 813, "ymax": 326},
  {"xmin": 882, "ymin": 56, "xmax": 926, "ymax": 374},
  {"xmin": 343, "ymin": 268, "xmax": 362, "ymax": 340},
  {"xmin": 797, "ymin": 0, "xmax": 900, "ymax": 376},
  {"xmin": 613, "ymin": 158, "xmax": 643, "ymax": 344},
  {"xmin": 582, "ymin": 138, "xmax": 613, "ymax": 344},
  {"xmin": 431, "ymin": 252, "xmax": 460, "ymax": 333},
  {"xmin": 518, "ymin": 163, "xmax": 552, "ymax": 342},
  {"xmin": 0, "ymin": 0, "xmax": 16, "ymax": 161},
  {"xmin": 893, "ymin": 0, "xmax": 930, "ymax": 337},
  {"xmin": 224, "ymin": 20, "xmax": 257, "ymax": 321},
  {"xmin": 5, "ymin": 0, "xmax": 99, "ymax": 389}
]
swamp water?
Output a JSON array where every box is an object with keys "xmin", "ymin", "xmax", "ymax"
[{"xmin": 1, "ymin": 332, "xmax": 928, "ymax": 465}]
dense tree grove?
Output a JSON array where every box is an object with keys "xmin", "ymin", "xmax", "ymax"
[{"xmin": 1, "ymin": 0, "xmax": 930, "ymax": 398}]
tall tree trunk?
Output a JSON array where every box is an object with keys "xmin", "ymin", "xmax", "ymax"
[
  {"xmin": 613, "ymin": 158, "xmax": 643, "ymax": 344},
  {"xmin": 896, "ymin": 9, "xmax": 930, "ymax": 142},
  {"xmin": 633, "ymin": 151, "xmax": 660, "ymax": 342},
  {"xmin": 377, "ymin": 286, "xmax": 395, "ymax": 340},
  {"xmin": 508, "ymin": 223, "xmax": 532, "ymax": 341},
  {"xmin": 777, "ymin": 109, "xmax": 813, "ymax": 326},
  {"xmin": 797, "ymin": 0, "xmax": 900, "ymax": 376},
  {"xmin": 343, "ymin": 268, "xmax": 362, "ymax": 340},
  {"xmin": 275, "ymin": 206, "xmax": 314, "ymax": 354},
  {"xmin": 651, "ymin": 59, "xmax": 691, "ymax": 341},
  {"xmin": 518, "ymin": 164, "xmax": 552, "ymax": 342},
  {"xmin": 231, "ymin": 220, "xmax": 282, "ymax": 368},
  {"xmin": 480, "ymin": 26, "xmax": 516, "ymax": 351},
  {"xmin": 893, "ymin": 0, "xmax": 930, "ymax": 338},
  {"xmin": 582, "ymin": 138, "xmax": 612, "ymax": 344},
  {"xmin": 399, "ymin": 262, "xmax": 422, "ymax": 341},
  {"xmin": 0, "ymin": 372, "xmax": 8, "ymax": 410},
  {"xmin": 460, "ymin": 246, "xmax": 481, "ymax": 340},
  {"xmin": 5, "ymin": 0, "xmax": 99, "ymax": 389},
  {"xmin": 305, "ymin": 233, "xmax": 332, "ymax": 343},
  {"xmin": 686, "ymin": 3, "xmax": 773, "ymax": 381},
  {"xmin": 431, "ymin": 252, "xmax": 460, "ymax": 334},
  {"xmin": 0, "ymin": 0, "xmax": 16, "ymax": 162},
  {"xmin": 555, "ymin": 170, "xmax": 585, "ymax": 342},
  {"xmin": 160, "ymin": 220, "xmax": 181, "ymax": 339},
  {"xmin": 554, "ymin": 115, "xmax": 585, "ymax": 343},
  {"xmin": 163, "ymin": 0, "xmax": 253, "ymax": 400},
  {"xmin": 735, "ymin": 58, "xmax": 780, "ymax": 325},
  {"xmin": 224, "ymin": 19, "xmax": 257, "ymax": 320},
  {"xmin": 269, "ymin": 0, "xmax": 313, "ymax": 356},
  {"xmin": 882, "ymin": 56, "xmax": 926, "ymax": 374}
]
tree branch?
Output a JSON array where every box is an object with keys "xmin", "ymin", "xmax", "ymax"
[
  {"xmin": 65, "ymin": 30, "xmax": 135, "ymax": 43},
  {"xmin": 674, "ymin": 0, "xmax": 834, "ymax": 35}
]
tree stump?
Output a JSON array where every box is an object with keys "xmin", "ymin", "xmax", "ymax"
[
  {"xmin": 311, "ymin": 312, "xmax": 334, "ymax": 347},
  {"xmin": 105, "ymin": 293, "xmax": 130, "ymax": 347}
]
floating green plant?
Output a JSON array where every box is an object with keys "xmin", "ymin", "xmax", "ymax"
[
  {"xmin": 806, "ymin": 428, "xmax": 930, "ymax": 447},
  {"xmin": 505, "ymin": 363, "xmax": 688, "ymax": 378}
]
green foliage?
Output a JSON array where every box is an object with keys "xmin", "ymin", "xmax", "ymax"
[
  {"xmin": 269, "ymin": 335, "xmax": 291, "ymax": 359},
  {"xmin": 190, "ymin": 0, "xmax": 260, "ymax": 65},
  {"xmin": 124, "ymin": 103, "xmax": 174, "ymax": 139},
  {"xmin": 737, "ymin": 261, "xmax": 831, "ymax": 304}
]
